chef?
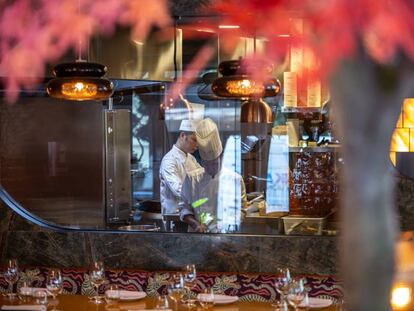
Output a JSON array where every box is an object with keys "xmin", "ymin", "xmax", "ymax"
[
  {"xmin": 159, "ymin": 119, "xmax": 202, "ymax": 217},
  {"xmin": 179, "ymin": 118, "xmax": 246, "ymax": 233}
]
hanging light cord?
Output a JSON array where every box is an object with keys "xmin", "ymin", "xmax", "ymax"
[
  {"xmin": 77, "ymin": 0, "xmax": 84, "ymax": 62},
  {"xmin": 173, "ymin": 16, "xmax": 178, "ymax": 81}
]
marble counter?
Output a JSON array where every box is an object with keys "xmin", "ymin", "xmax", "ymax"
[{"xmin": 0, "ymin": 200, "xmax": 338, "ymax": 275}]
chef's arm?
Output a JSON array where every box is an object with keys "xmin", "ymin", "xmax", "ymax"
[
  {"xmin": 241, "ymin": 176, "xmax": 248, "ymax": 208},
  {"xmin": 179, "ymin": 201, "xmax": 203, "ymax": 232},
  {"xmin": 179, "ymin": 181, "xmax": 204, "ymax": 233},
  {"xmin": 183, "ymin": 215, "xmax": 203, "ymax": 232}
]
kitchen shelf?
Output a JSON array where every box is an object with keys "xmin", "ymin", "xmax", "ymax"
[
  {"xmin": 289, "ymin": 145, "xmax": 341, "ymax": 152},
  {"xmin": 281, "ymin": 106, "xmax": 323, "ymax": 114},
  {"xmin": 245, "ymin": 212, "xmax": 287, "ymax": 219}
]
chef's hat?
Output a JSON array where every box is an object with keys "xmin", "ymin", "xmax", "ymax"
[
  {"xmin": 195, "ymin": 118, "xmax": 223, "ymax": 161},
  {"xmin": 179, "ymin": 119, "xmax": 196, "ymax": 132}
]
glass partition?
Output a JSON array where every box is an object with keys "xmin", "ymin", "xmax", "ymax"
[
  {"xmin": 0, "ymin": 17, "xmax": 342, "ymax": 235},
  {"xmin": 0, "ymin": 80, "xmax": 342, "ymax": 234}
]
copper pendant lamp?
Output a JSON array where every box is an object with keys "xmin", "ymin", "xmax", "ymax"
[
  {"xmin": 211, "ymin": 59, "xmax": 280, "ymax": 123},
  {"xmin": 240, "ymin": 98, "xmax": 273, "ymax": 123},
  {"xmin": 46, "ymin": 60, "xmax": 114, "ymax": 101},
  {"xmin": 212, "ymin": 60, "xmax": 281, "ymax": 98}
]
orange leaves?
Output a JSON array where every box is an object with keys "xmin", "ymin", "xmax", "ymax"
[
  {"xmin": 120, "ymin": 0, "xmax": 171, "ymax": 42},
  {"xmin": 210, "ymin": 0, "xmax": 414, "ymax": 79},
  {"xmin": 0, "ymin": 0, "xmax": 172, "ymax": 102}
]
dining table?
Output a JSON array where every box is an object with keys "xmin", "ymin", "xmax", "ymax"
[{"xmin": 0, "ymin": 294, "xmax": 337, "ymax": 311}]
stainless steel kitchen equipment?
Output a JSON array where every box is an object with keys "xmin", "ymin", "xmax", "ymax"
[{"xmin": 104, "ymin": 108, "xmax": 132, "ymax": 224}]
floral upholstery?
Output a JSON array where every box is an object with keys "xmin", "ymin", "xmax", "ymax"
[{"xmin": 0, "ymin": 267, "xmax": 343, "ymax": 302}]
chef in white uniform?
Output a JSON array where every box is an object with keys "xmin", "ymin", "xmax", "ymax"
[
  {"xmin": 179, "ymin": 118, "xmax": 246, "ymax": 233},
  {"xmin": 159, "ymin": 119, "xmax": 202, "ymax": 216}
]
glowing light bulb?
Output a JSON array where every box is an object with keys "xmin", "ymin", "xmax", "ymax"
[
  {"xmin": 240, "ymin": 79, "xmax": 251, "ymax": 88},
  {"xmin": 391, "ymin": 286, "xmax": 411, "ymax": 308},
  {"xmin": 224, "ymin": 79, "xmax": 264, "ymax": 97},
  {"xmin": 74, "ymin": 82, "xmax": 85, "ymax": 91},
  {"xmin": 61, "ymin": 81, "xmax": 98, "ymax": 99}
]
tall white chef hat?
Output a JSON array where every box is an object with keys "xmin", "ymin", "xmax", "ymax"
[
  {"xmin": 179, "ymin": 119, "xmax": 196, "ymax": 132},
  {"xmin": 195, "ymin": 118, "xmax": 223, "ymax": 161}
]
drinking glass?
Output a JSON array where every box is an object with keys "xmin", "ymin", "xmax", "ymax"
[
  {"xmin": 274, "ymin": 268, "xmax": 291, "ymax": 310},
  {"xmin": 105, "ymin": 284, "xmax": 120, "ymax": 305},
  {"xmin": 182, "ymin": 295, "xmax": 197, "ymax": 309},
  {"xmin": 155, "ymin": 294, "xmax": 170, "ymax": 309},
  {"xmin": 335, "ymin": 297, "xmax": 346, "ymax": 311},
  {"xmin": 167, "ymin": 273, "xmax": 184, "ymax": 305},
  {"xmin": 287, "ymin": 279, "xmax": 306, "ymax": 311},
  {"xmin": 4, "ymin": 259, "xmax": 19, "ymax": 299},
  {"xmin": 89, "ymin": 261, "xmax": 106, "ymax": 304},
  {"xmin": 19, "ymin": 281, "xmax": 33, "ymax": 303},
  {"xmin": 198, "ymin": 287, "xmax": 215, "ymax": 310},
  {"xmin": 33, "ymin": 289, "xmax": 48, "ymax": 305}
]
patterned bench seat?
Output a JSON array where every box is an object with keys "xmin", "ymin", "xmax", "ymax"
[{"xmin": 0, "ymin": 267, "xmax": 343, "ymax": 302}]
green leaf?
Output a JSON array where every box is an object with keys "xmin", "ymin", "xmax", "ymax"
[
  {"xmin": 191, "ymin": 197, "xmax": 209, "ymax": 208},
  {"xmin": 200, "ymin": 212, "xmax": 214, "ymax": 225}
]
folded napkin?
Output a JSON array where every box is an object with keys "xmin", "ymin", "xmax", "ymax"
[
  {"xmin": 197, "ymin": 294, "xmax": 238, "ymax": 304},
  {"xmin": 1, "ymin": 305, "xmax": 47, "ymax": 311},
  {"xmin": 299, "ymin": 297, "xmax": 333, "ymax": 308},
  {"xmin": 19, "ymin": 287, "xmax": 50, "ymax": 297},
  {"xmin": 118, "ymin": 290, "xmax": 146, "ymax": 300}
]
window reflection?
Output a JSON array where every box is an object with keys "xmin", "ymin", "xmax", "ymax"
[
  {"xmin": 217, "ymin": 135, "xmax": 243, "ymax": 232},
  {"xmin": 0, "ymin": 79, "xmax": 341, "ymax": 234},
  {"xmin": 266, "ymin": 134, "xmax": 289, "ymax": 214}
]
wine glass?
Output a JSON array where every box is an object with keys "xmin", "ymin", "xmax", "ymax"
[
  {"xmin": 274, "ymin": 268, "xmax": 291, "ymax": 310},
  {"xmin": 183, "ymin": 264, "xmax": 196, "ymax": 284},
  {"xmin": 167, "ymin": 273, "xmax": 184, "ymax": 305},
  {"xmin": 182, "ymin": 264, "xmax": 197, "ymax": 309},
  {"xmin": 46, "ymin": 269, "xmax": 63, "ymax": 298},
  {"xmin": 33, "ymin": 289, "xmax": 48, "ymax": 305},
  {"xmin": 287, "ymin": 279, "xmax": 306, "ymax": 311},
  {"xmin": 46, "ymin": 269, "xmax": 63, "ymax": 311},
  {"xmin": 198, "ymin": 287, "xmax": 215, "ymax": 310},
  {"xmin": 89, "ymin": 261, "xmax": 106, "ymax": 304},
  {"xmin": 4, "ymin": 259, "xmax": 19, "ymax": 300}
]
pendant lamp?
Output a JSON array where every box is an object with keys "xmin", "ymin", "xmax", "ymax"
[
  {"xmin": 212, "ymin": 59, "xmax": 280, "ymax": 99},
  {"xmin": 212, "ymin": 59, "xmax": 280, "ymax": 123},
  {"xmin": 46, "ymin": 60, "xmax": 114, "ymax": 101}
]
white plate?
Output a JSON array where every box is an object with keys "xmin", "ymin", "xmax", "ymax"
[
  {"xmin": 105, "ymin": 290, "xmax": 146, "ymax": 301},
  {"xmin": 300, "ymin": 297, "xmax": 333, "ymax": 309},
  {"xmin": 20, "ymin": 287, "xmax": 53, "ymax": 297},
  {"xmin": 197, "ymin": 294, "xmax": 239, "ymax": 305}
]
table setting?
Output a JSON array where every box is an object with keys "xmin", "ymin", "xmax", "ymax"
[{"xmin": 0, "ymin": 260, "xmax": 339, "ymax": 311}]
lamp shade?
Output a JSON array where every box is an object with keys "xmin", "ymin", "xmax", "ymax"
[
  {"xmin": 46, "ymin": 61, "xmax": 114, "ymax": 101},
  {"xmin": 212, "ymin": 59, "xmax": 280, "ymax": 99},
  {"xmin": 212, "ymin": 76, "xmax": 280, "ymax": 98}
]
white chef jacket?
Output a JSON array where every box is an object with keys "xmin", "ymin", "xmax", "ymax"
[
  {"xmin": 179, "ymin": 167, "xmax": 245, "ymax": 233},
  {"xmin": 159, "ymin": 145, "xmax": 202, "ymax": 215}
]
